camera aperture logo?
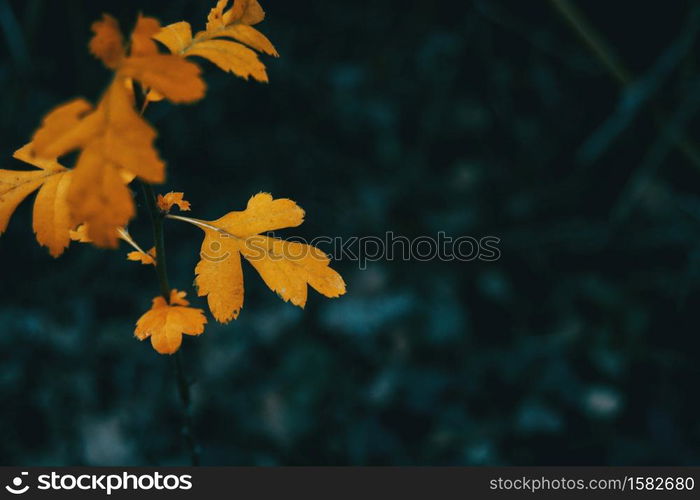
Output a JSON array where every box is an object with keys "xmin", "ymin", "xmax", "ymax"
[
  {"xmin": 5, "ymin": 472, "xmax": 29, "ymax": 495},
  {"xmin": 4, "ymin": 471, "xmax": 192, "ymax": 496}
]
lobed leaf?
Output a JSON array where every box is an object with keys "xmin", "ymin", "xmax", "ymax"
[
  {"xmin": 189, "ymin": 193, "xmax": 345, "ymax": 323},
  {"xmin": 153, "ymin": 0, "xmax": 276, "ymax": 83},
  {"xmin": 135, "ymin": 290, "xmax": 207, "ymax": 354},
  {"xmin": 89, "ymin": 14, "xmax": 124, "ymax": 69},
  {"xmin": 1, "ymin": 144, "xmax": 73, "ymax": 257},
  {"xmin": 157, "ymin": 192, "xmax": 191, "ymax": 212}
]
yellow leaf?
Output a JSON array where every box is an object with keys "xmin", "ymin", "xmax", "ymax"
[
  {"xmin": 32, "ymin": 167, "xmax": 73, "ymax": 258},
  {"xmin": 157, "ymin": 191, "xmax": 191, "ymax": 212},
  {"xmin": 89, "ymin": 14, "xmax": 125, "ymax": 69},
  {"xmin": 224, "ymin": 0, "xmax": 266, "ymax": 26},
  {"xmin": 206, "ymin": 0, "xmax": 232, "ymax": 32},
  {"xmin": 127, "ymin": 247, "xmax": 156, "ymax": 265},
  {"xmin": 153, "ymin": 0, "xmax": 276, "ymax": 83},
  {"xmin": 0, "ymin": 168, "xmax": 51, "ymax": 234},
  {"xmin": 135, "ymin": 289, "xmax": 207, "ymax": 354},
  {"xmin": 1, "ymin": 144, "xmax": 73, "ymax": 257},
  {"xmin": 212, "ymin": 24, "xmax": 278, "ymax": 56},
  {"xmin": 195, "ymin": 233, "xmax": 244, "ymax": 322},
  {"xmin": 152, "ymin": 21, "xmax": 193, "ymax": 54},
  {"xmin": 186, "ymin": 39, "xmax": 268, "ymax": 82},
  {"xmin": 186, "ymin": 193, "xmax": 346, "ymax": 323}
]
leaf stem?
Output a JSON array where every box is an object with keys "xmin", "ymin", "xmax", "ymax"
[
  {"xmin": 116, "ymin": 228, "xmax": 149, "ymax": 258},
  {"xmin": 166, "ymin": 213, "xmax": 243, "ymax": 242},
  {"xmin": 140, "ymin": 180, "xmax": 201, "ymax": 466}
]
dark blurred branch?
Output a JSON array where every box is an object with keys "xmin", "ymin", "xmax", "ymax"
[
  {"xmin": 577, "ymin": 6, "xmax": 700, "ymax": 165},
  {"xmin": 612, "ymin": 78, "xmax": 700, "ymax": 221},
  {"xmin": 174, "ymin": 350, "xmax": 200, "ymax": 466},
  {"xmin": 549, "ymin": 0, "xmax": 630, "ymax": 85},
  {"xmin": 0, "ymin": 0, "xmax": 29, "ymax": 68},
  {"xmin": 473, "ymin": 0, "xmax": 580, "ymax": 70},
  {"xmin": 549, "ymin": 0, "xmax": 700, "ymax": 176}
]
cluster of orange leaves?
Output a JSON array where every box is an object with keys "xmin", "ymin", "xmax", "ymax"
[{"xmin": 0, "ymin": 0, "xmax": 345, "ymax": 355}]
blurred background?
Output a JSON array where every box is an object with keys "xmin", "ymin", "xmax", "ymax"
[{"xmin": 1, "ymin": 0, "xmax": 700, "ymax": 465}]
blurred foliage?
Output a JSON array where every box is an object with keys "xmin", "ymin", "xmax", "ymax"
[{"xmin": 1, "ymin": 0, "xmax": 700, "ymax": 465}]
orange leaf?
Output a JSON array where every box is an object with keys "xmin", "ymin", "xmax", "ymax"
[
  {"xmin": 69, "ymin": 224, "xmax": 92, "ymax": 243},
  {"xmin": 135, "ymin": 289, "xmax": 207, "ymax": 354},
  {"xmin": 29, "ymin": 79, "xmax": 167, "ymax": 246},
  {"xmin": 68, "ymin": 145, "xmax": 135, "ymax": 247},
  {"xmin": 120, "ymin": 54, "xmax": 206, "ymax": 103},
  {"xmin": 130, "ymin": 15, "xmax": 161, "ymax": 57},
  {"xmin": 89, "ymin": 14, "xmax": 125, "ymax": 69},
  {"xmin": 127, "ymin": 246, "xmax": 156, "ymax": 265},
  {"xmin": 88, "ymin": 12, "xmax": 205, "ymax": 104},
  {"xmin": 183, "ymin": 193, "xmax": 345, "ymax": 323},
  {"xmin": 157, "ymin": 192, "xmax": 191, "ymax": 212},
  {"xmin": 31, "ymin": 99, "xmax": 95, "ymax": 159},
  {"xmin": 32, "ymin": 80, "xmax": 164, "ymax": 183}
]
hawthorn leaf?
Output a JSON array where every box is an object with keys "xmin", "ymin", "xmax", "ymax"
[
  {"xmin": 154, "ymin": 0, "xmax": 277, "ymax": 83},
  {"xmin": 120, "ymin": 54, "xmax": 206, "ymax": 103},
  {"xmin": 130, "ymin": 15, "xmax": 161, "ymax": 57},
  {"xmin": 30, "ymin": 80, "xmax": 162, "ymax": 246},
  {"xmin": 32, "ymin": 80, "xmax": 163, "ymax": 182},
  {"xmin": 186, "ymin": 40, "xmax": 268, "ymax": 81},
  {"xmin": 68, "ymin": 144, "xmax": 135, "ymax": 247},
  {"xmin": 1, "ymin": 144, "xmax": 73, "ymax": 257},
  {"xmin": 89, "ymin": 14, "xmax": 125, "ymax": 69},
  {"xmin": 135, "ymin": 289, "xmax": 207, "ymax": 354},
  {"xmin": 32, "ymin": 167, "xmax": 73, "ymax": 257},
  {"xmin": 157, "ymin": 192, "xmax": 191, "ymax": 212},
  {"xmin": 151, "ymin": 21, "xmax": 192, "ymax": 54},
  {"xmin": 223, "ymin": 0, "xmax": 266, "ymax": 27},
  {"xmin": 183, "ymin": 192, "xmax": 346, "ymax": 323},
  {"xmin": 89, "ymin": 13, "xmax": 205, "ymax": 103},
  {"xmin": 127, "ymin": 247, "xmax": 156, "ymax": 265}
]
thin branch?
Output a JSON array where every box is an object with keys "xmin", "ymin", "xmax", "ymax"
[
  {"xmin": 174, "ymin": 350, "xmax": 201, "ymax": 466},
  {"xmin": 140, "ymin": 181, "xmax": 201, "ymax": 466},
  {"xmin": 140, "ymin": 182, "xmax": 170, "ymax": 299},
  {"xmin": 549, "ymin": 0, "xmax": 631, "ymax": 85}
]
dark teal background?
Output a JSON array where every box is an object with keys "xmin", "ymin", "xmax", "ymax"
[{"xmin": 1, "ymin": 0, "xmax": 699, "ymax": 465}]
